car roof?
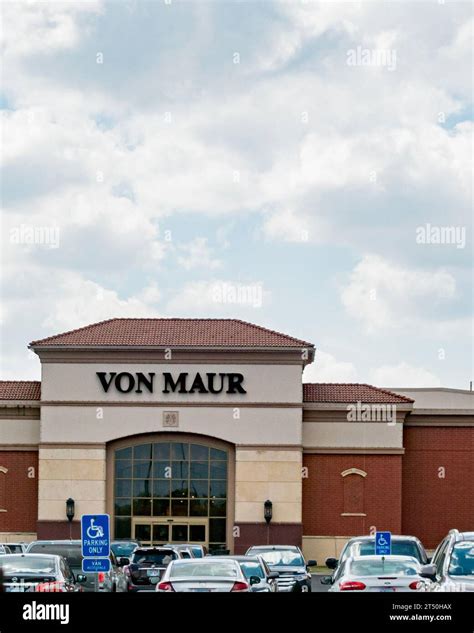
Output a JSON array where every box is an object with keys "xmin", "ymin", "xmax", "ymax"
[
  {"xmin": 452, "ymin": 531, "xmax": 474, "ymax": 541},
  {"xmin": 1, "ymin": 553, "xmax": 60, "ymax": 560},
  {"xmin": 134, "ymin": 547, "xmax": 175, "ymax": 552},
  {"xmin": 226, "ymin": 555, "xmax": 262, "ymax": 562},
  {"xmin": 347, "ymin": 535, "xmax": 420, "ymax": 543},
  {"xmin": 172, "ymin": 557, "xmax": 237, "ymax": 564},
  {"xmin": 247, "ymin": 545, "xmax": 299, "ymax": 550},
  {"xmin": 29, "ymin": 540, "xmax": 81, "ymax": 545},
  {"xmin": 347, "ymin": 555, "xmax": 420, "ymax": 563}
]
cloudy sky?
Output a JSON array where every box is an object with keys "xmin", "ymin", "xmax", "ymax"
[{"xmin": 1, "ymin": 0, "xmax": 472, "ymax": 387}]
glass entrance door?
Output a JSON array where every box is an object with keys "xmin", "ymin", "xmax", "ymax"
[{"xmin": 133, "ymin": 519, "xmax": 208, "ymax": 547}]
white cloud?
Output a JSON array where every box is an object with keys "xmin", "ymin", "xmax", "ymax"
[
  {"xmin": 303, "ymin": 350, "xmax": 358, "ymax": 383},
  {"xmin": 370, "ymin": 362, "xmax": 442, "ymax": 388},
  {"xmin": 1, "ymin": 1, "xmax": 103, "ymax": 59},
  {"xmin": 177, "ymin": 238, "xmax": 221, "ymax": 271},
  {"xmin": 41, "ymin": 274, "xmax": 159, "ymax": 332},
  {"xmin": 166, "ymin": 280, "xmax": 269, "ymax": 315},
  {"xmin": 341, "ymin": 255, "xmax": 457, "ymax": 331}
]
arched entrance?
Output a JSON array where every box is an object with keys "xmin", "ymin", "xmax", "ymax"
[{"xmin": 106, "ymin": 433, "xmax": 234, "ymax": 553}]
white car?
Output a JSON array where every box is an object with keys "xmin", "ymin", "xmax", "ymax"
[
  {"xmin": 323, "ymin": 555, "xmax": 425, "ymax": 592},
  {"xmin": 156, "ymin": 557, "xmax": 250, "ymax": 592}
]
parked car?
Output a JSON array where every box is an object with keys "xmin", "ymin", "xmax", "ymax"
[
  {"xmin": 122, "ymin": 547, "xmax": 180, "ymax": 592},
  {"xmin": 157, "ymin": 557, "xmax": 250, "ymax": 592},
  {"xmin": 0, "ymin": 553, "xmax": 86, "ymax": 592},
  {"xmin": 163, "ymin": 543, "xmax": 207, "ymax": 558},
  {"xmin": 322, "ymin": 555, "xmax": 423, "ymax": 592},
  {"xmin": 326, "ymin": 535, "xmax": 429, "ymax": 572},
  {"xmin": 0, "ymin": 543, "xmax": 25, "ymax": 554},
  {"xmin": 245, "ymin": 545, "xmax": 316, "ymax": 592},
  {"xmin": 26, "ymin": 540, "xmax": 126, "ymax": 592},
  {"xmin": 418, "ymin": 529, "xmax": 474, "ymax": 592},
  {"xmin": 110, "ymin": 540, "xmax": 140, "ymax": 564},
  {"xmin": 0, "ymin": 544, "xmax": 12, "ymax": 555},
  {"xmin": 226, "ymin": 555, "xmax": 279, "ymax": 592}
]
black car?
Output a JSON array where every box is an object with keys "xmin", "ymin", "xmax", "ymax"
[
  {"xmin": 1, "ymin": 553, "xmax": 86, "ymax": 592},
  {"xmin": 245, "ymin": 546, "xmax": 316, "ymax": 592},
  {"xmin": 122, "ymin": 547, "xmax": 180, "ymax": 592}
]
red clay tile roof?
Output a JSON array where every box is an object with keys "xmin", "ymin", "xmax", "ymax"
[
  {"xmin": 0, "ymin": 381, "xmax": 41, "ymax": 400},
  {"xmin": 303, "ymin": 383, "xmax": 414, "ymax": 404},
  {"xmin": 29, "ymin": 318, "xmax": 314, "ymax": 349}
]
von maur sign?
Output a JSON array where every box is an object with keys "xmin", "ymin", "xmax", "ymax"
[{"xmin": 96, "ymin": 371, "xmax": 247, "ymax": 395}]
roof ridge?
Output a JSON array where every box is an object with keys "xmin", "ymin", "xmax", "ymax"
[{"xmin": 29, "ymin": 317, "xmax": 119, "ymax": 347}]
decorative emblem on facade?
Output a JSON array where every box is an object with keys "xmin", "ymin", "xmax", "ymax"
[{"xmin": 163, "ymin": 411, "xmax": 179, "ymax": 428}]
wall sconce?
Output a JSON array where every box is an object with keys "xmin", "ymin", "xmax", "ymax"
[
  {"xmin": 66, "ymin": 498, "xmax": 75, "ymax": 523},
  {"xmin": 264, "ymin": 499, "xmax": 273, "ymax": 524}
]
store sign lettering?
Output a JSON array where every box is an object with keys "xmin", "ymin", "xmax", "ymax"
[{"xmin": 96, "ymin": 371, "xmax": 246, "ymax": 395}]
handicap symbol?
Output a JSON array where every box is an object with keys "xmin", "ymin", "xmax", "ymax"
[
  {"xmin": 377, "ymin": 534, "xmax": 388, "ymax": 546},
  {"xmin": 86, "ymin": 518, "xmax": 104, "ymax": 539}
]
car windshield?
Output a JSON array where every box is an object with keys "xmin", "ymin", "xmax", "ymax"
[
  {"xmin": 132, "ymin": 551, "xmax": 177, "ymax": 565},
  {"xmin": 111, "ymin": 542, "xmax": 137, "ymax": 557},
  {"xmin": 170, "ymin": 561, "xmax": 238, "ymax": 578},
  {"xmin": 239, "ymin": 561, "xmax": 265, "ymax": 579},
  {"xmin": 357, "ymin": 541, "xmax": 421, "ymax": 561},
  {"xmin": 350, "ymin": 560, "xmax": 419, "ymax": 576},
  {"xmin": 251, "ymin": 550, "xmax": 304, "ymax": 567},
  {"xmin": 28, "ymin": 544, "xmax": 82, "ymax": 567},
  {"xmin": 448, "ymin": 542, "xmax": 474, "ymax": 576},
  {"xmin": 1, "ymin": 556, "xmax": 56, "ymax": 574}
]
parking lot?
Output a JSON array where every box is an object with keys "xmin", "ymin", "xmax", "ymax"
[{"xmin": 1, "ymin": 529, "xmax": 473, "ymax": 594}]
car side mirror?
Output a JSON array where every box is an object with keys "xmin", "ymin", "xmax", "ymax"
[
  {"xmin": 419, "ymin": 564, "xmax": 437, "ymax": 582},
  {"xmin": 267, "ymin": 572, "xmax": 279, "ymax": 580},
  {"xmin": 306, "ymin": 559, "xmax": 317, "ymax": 568},
  {"xmin": 325, "ymin": 557, "xmax": 338, "ymax": 570},
  {"xmin": 320, "ymin": 576, "xmax": 333, "ymax": 585},
  {"xmin": 119, "ymin": 557, "xmax": 130, "ymax": 567},
  {"xmin": 76, "ymin": 575, "xmax": 87, "ymax": 583},
  {"xmin": 249, "ymin": 576, "xmax": 261, "ymax": 586}
]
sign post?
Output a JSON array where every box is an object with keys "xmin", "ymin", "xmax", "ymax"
[
  {"xmin": 375, "ymin": 531, "xmax": 392, "ymax": 556},
  {"xmin": 81, "ymin": 514, "xmax": 111, "ymax": 580}
]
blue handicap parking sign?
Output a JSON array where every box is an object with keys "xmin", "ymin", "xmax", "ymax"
[
  {"xmin": 81, "ymin": 514, "xmax": 110, "ymax": 558},
  {"xmin": 375, "ymin": 531, "xmax": 391, "ymax": 555},
  {"xmin": 82, "ymin": 558, "xmax": 111, "ymax": 574}
]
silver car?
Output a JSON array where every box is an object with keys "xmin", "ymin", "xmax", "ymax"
[
  {"xmin": 156, "ymin": 557, "xmax": 250, "ymax": 592},
  {"xmin": 419, "ymin": 530, "xmax": 474, "ymax": 592},
  {"xmin": 323, "ymin": 555, "xmax": 424, "ymax": 592}
]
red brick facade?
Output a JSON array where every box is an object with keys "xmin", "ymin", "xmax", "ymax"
[
  {"xmin": 302, "ymin": 454, "xmax": 403, "ymax": 536},
  {"xmin": 0, "ymin": 451, "xmax": 38, "ymax": 533},
  {"xmin": 402, "ymin": 427, "xmax": 474, "ymax": 548}
]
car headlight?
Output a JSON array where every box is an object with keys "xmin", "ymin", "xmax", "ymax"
[{"xmin": 294, "ymin": 574, "xmax": 309, "ymax": 581}]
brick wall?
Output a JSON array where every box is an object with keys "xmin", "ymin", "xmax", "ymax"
[
  {"xmin": 302, "ymin": 454, "xmax": 402, "ymax": 536},
  {"xmin": 402, "ymin": 427, "xmax": 474, "ymax": 548},
  {"xmin": 0, "ymin": 451, "xmax": 38, "ymax": 533}
]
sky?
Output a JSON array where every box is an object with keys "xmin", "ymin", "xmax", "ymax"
[{"xmin": 0, "ymin": 0, "xmax": 472, "ymax": 388}]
